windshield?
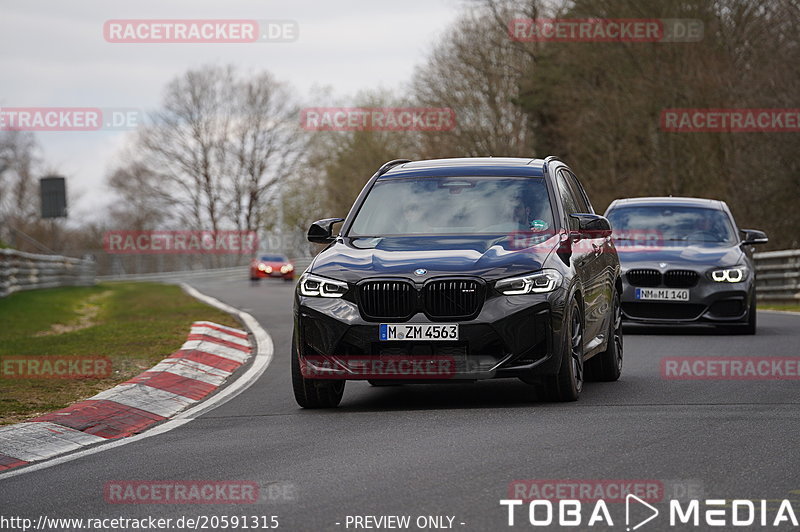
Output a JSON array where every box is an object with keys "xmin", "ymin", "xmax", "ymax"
[
  {"xmin": 348, "ymin": 176, "xmax": 554, "ymax": 236},
  {"xmin": 259, "ymin": 255, "xmax": 288, "ymax": 262},
  {"xmin": 606, "ymin": 205, "xmax": 737, "ymax": 244}
]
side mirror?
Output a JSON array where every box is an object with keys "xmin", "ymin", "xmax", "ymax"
[
  {"xmin": 741, "ymin": 229, "xmax": 768, "ymax": 245},
  {"xmin": 569, "ymin": 213, "xmax": 612, "ymax": 238},
  {"xmin": 307, "ymin": 218, "xmax": 344, "ymax": 244}
]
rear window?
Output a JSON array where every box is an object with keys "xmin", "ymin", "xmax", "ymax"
[{"xmin": 348, "ymin": 176, "xmax": 554, "ymax": 236}]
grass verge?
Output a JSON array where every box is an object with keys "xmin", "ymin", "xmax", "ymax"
[
  {"xmin": 758, "ymin": 304, "xmax": 800, "ymax": 313},
  {"xmin": 0, "ymin": 282, "xmax": 240, "ymax": 425}
]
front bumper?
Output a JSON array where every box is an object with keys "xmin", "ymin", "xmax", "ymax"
[
  {"xmin": 252, "ymin": 269, "xmax": 294, "ymax": 280},
  {"xmin": 294, "ymin": 288, "xmax": 568, "ymax": 381},
  {"xmin": 620, "ymin": 275, "xmax": 753, "ymax": 324}
]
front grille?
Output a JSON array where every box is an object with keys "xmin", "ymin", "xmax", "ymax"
[
  {"xmin": 622, "ymin": 302, "xmax": 705, "ymax": 320},
  {"xmin": 627, "ymin": 269, "xmax": 661, "ymax": 287},
  {"xmin": 359, "ymin": 280, "xmax": 416, "ymax": 320},
  {"xmin": 664, "ymin": 269, "xmax": 699, "ymax": 288},
  {"xmin": 425, "ymin": 279, "xmax": 484, "ymax": 319}
]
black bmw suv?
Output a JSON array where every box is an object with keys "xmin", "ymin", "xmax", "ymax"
[{"xmin": 292, "ymin": 157, "xmax": 622, "ymax": 407}]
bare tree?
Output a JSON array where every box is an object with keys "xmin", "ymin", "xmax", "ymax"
[
  {"xmin": 0, "ymin": 131, "xmax": 43, "ymax": 249},
  {"xmin": 134, "ymin": 65, "xmax": 235, "ymax": 232},
  {"xmin": 411, "ymin": 5, "xmax": 536, "ymax": 158},
  {"xmin": 109, "ymin": 65, "xmax": 306, "ymax": 239},
  {"xmin": 227, "ymin": 72, "xmax": 304, "ymax": 233}
]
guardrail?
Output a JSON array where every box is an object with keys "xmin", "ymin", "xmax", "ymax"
[
  {"xmin": 97, "ymin": 257, "xmax": 315, "ymax": 284},
  {"xmin": 0, "ymin": 248, "xmax": 96, "ymax": 298},
  {"xmin": 754, "ymin": 249, "xmax": 800, "ymax": 303}
]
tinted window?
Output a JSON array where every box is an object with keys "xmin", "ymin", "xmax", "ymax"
[
  {"xmin": 260, "ymin": 255, "xmax": 288, "ymax": 262},
  {"xmin": 565, "ymin": 171, "xmax": 592, "ymax": 213},
  {"xmin": 556, "ymin": 171, "xmax": 580, "ymax": 229},
  {"xmin": 349, "ymin": 176, "xmax": 554, "ymax": 236},
  {"xmin": 606, "ymin": 205, "xmax": 737, "ymax": 244}
]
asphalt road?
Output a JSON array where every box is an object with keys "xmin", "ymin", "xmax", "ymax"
[{"xmin": 2, "ymin": 274, "xmax": 799, "ymax": 531}]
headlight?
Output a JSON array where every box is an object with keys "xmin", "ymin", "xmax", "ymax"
[
  {"xmin": 495, "ymin": 269, "xmax": 563, "ymax": 295},
  {"xmin": 709, "ymin": 266, "xmax": 747, "ymax": 283},
  {"xmin": 257, "ymin": 263, "xmax": 267, "ymax": 272},
  {"xmin": 281, "ymin": 264, "xmax": 294, "ymax": 274},
  {"xmin": 300, "ymin": 273, "xmax": 349, "ymax": 298}
]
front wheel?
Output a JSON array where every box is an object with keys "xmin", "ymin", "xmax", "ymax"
[
  {"xmin": 538, "ymin": 300, "xmax": 583, "ymax": 402},
  {"xmin": 291, "ymin": 336, "xmax": 345, "ymax": 408},
  {"xmin": 585, "ymin": 291, "xmax": 623, "ymax": 382}
]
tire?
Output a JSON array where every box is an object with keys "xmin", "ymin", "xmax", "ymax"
[
  {"xmin": 585, "ymin": 291, "xmax": 623, "ymax": 382},
  {"xmin": 291, "ymin": 336, "xmax": 345, "ymax": 408},
  {"xmin": 538, "ymin": 300, "xmax": 583, "ymax": 402}
]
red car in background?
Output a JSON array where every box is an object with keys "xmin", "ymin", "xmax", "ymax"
[{"xmin": 250, "ymin": 254, "xmax": 295, "ymax": 281}]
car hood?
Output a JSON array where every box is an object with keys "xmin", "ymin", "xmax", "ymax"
[
  {"xmin": 309, "ymin": 235, "xmax": 559, "ymax": 283},
  {"xmin": 616, "ymin": 242, "xmax": 745, "ymax": 270}
]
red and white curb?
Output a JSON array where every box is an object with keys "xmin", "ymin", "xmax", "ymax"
[{"xmin": 0, "ymin": 307, "xmax": 263, "ymax": 473}]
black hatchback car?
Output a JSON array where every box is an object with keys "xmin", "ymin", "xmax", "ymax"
[
  {"xmin": 605, "ymin": 197, "xmax": 768, "ymax": 334},
  {"xmin": 292, "ymin": 157, "xmax": 622, "ymax": 408}
]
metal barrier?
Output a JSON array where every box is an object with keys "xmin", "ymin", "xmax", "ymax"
[
  {"xmin": 754, "ymin": 249, "xmax": 800, "ymax": 303},
  {"xmin": 96, "ymin": 257, "xmax": 315, "ymax": 284},
  {"xmin": 0, "ymin": 248, "xmax": 96, "ymax": 298}
]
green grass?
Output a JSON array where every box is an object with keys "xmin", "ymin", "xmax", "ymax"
[
  {"xmin": 758, "ymin": 303, "xmax": 800, "ymax": 313},
  {"xmin": 0, "ymin": 283, "xmax": 240, "ymax": 424}
]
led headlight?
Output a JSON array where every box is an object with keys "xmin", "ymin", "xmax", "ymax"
[
  {"xmin": 709, "ymin": 266, "xmax": 747, "ymax": 283},
  {"xmin": 300, "ymin": 273, "xmax": 348, "ymax": 297},
  {"xmin": 495, "ymin": 269, "xmax": 563, "ymax": 295}
]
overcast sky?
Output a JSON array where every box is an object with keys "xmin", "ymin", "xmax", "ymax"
[{"xmin": 0, "ymin": 0, "xmax": 465, "ymax": 224}]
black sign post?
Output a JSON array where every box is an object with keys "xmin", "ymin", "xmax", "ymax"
[{"xmin": 40, "ymin": 176, "xmax": 67, "ymax": 219}]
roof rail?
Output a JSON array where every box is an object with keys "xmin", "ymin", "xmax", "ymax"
[{"xmin": 376, "ymin": 159, "xmax": 412, "ymax": 177}]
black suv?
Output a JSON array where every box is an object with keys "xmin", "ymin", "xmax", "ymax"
[{"xmin": 292, "ymin": 157, "xmax": 622, "ymax": 407}]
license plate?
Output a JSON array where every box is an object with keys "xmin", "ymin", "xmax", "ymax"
[
  {"xmin": 379, "ymin": 324, "xmax": 459, "ymax": 341},
  {"xmin": 635, "ymin": 288, "xmax": 690, "ymax": 301}
]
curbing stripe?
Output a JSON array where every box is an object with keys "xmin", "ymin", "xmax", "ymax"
[
  {"xmin": 179, "ymin": 339, "xmax": 250, "ymax": 363},
  {"xmin": 0, "ymin": 454, "xmax": 28, "ymax": 471},
  {"xmin": 192, "ymin": 321, "xmax": 249, "ymax": 338},
  {"xmin": 127, "ymin": 372, "xmax": 217, "ymax": 401},
  {"xmin": 90, "ymin": 383, "xmax": 196, "ymax": 418},
  {"xmin": 143, "ymin": 358, "xmax": 231, "ymax": 386},
  {"xmin": 30, "ymin": 400, "xmax": 165, "ymax": 439},
  {"xmin": 186, "ymin": 333, "xmax": 251, "ymax": 352},
  {"xmin": 173, "ymin": 349, "xmax": 243, "ymax": 372},
  {"xmin": 189, "ymin": 325, "xmax": 250, "ymax": 347},
  {"xmin": 0, "ymin": 422, "xmax": 106, "ymax": 462}
]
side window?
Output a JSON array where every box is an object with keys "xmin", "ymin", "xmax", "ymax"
[
  {"xmin": 566, "ymin": 171, "xmax": 593, "ymax": 213},
  {"xmin": 556, "ymin": 170, "xmax": 579, "ymax": 230}
]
